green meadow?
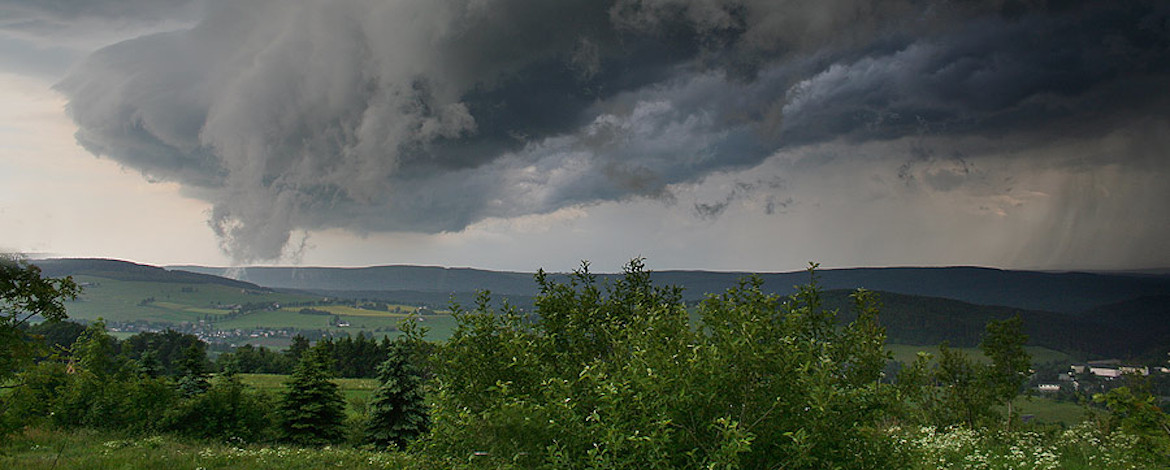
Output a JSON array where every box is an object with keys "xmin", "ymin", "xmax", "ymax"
[
  {"xmin": 64, "ymin": 275, "xmax": 312, "ymax": 324},
  {"xmin": 238, "ymin": 373, "xmax": 379, "ymax": 405},
  {"xmin": 886, "ymin": 343, "xmax": 1073, "ymax": 366},
  {"xmin": 60, "ymin": 276, "xmax": 459, "ymax": 340}
]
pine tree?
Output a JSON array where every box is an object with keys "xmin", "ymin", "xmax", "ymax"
[
  {"xmin": 365, "ymin": 341, "xmax": 429, "ymax": 449},
  {"xmin": 278, "ymin": 346, "xmax": 346, "ymax": 445},
  {"xmin": 285, "ymin": 334, "xmax": 310, "ymax": 364},
  {"xmin": 175, "ymin": 343, "xmax": 210, "ymax": 397},
  {"xmin": 137, "ymin": 349, "xmax": 163, "ymax": 378}
]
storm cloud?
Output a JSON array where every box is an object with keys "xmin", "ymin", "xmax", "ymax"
[{"xmin": 47, "ymin": 0, "xmax": 1170, "ymax": 263}]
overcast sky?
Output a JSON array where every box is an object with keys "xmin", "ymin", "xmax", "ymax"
[{"xmin": 2, "ymin": 0, "xmax": 1168, "ymax": 272}]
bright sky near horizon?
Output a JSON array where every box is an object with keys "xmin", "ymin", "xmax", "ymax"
[{"xmin": 2, "ymin": 1, "xmax": 1169, "ymax": 272}]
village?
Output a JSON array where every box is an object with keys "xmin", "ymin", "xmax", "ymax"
[{"xmin": 1033, "ymin": 358, "xmax": 1170, "ymax": 401}]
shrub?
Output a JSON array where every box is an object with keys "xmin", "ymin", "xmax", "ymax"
[
  {"xmin": 424, "ymin": 261, "xmax": 899, "ymax": 469},
  {"xmin": 164, "ymin": 373, "xmax": 275, "ymax": 443}
]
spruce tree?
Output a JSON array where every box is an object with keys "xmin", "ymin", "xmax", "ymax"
[
  {"xmin": 365, "ymin": 341, "xmax": 429, "ymax": 449},
  {"xmin": 278, "ymin": 346, "xmax": 346, "ymax": 445},
  {"xmin": 175, "ymin": 343, "xmax": 210, "ymax": 397}
]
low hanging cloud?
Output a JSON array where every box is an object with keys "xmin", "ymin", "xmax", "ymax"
[
  {"xmin": 0, "ymin": 0, "xmax": 203, "ymax": 47},
  {"xmin": 47, "ymin": 0, "xmax": 1170, "ymax": 262}
]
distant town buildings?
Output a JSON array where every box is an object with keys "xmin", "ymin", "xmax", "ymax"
[{"xmin": 1070, "ymin": 360, "xmax": 1150, "ymax": 378}]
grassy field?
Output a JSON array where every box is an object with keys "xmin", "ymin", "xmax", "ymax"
[
  {"xmin": 283, "ymin": 304, "xmax": 424, "ymax": 317},
  {"xmin": 1014, "ymin": 396, "xmax": 1090, "ymax": 424},
  {"xmin": 65, "ymin": 275, "xmax": 314, "ymax": 324},
  {"xmin": 887, "ymin": 343, "xmax": 1073, "ymax": 366},
  {"xmin": 0, "ymin": 427, "xmax": 425, "ymax": 469},
  {"xmin": 238, "ymin": 373, "xmax": 379, "ymax": 405},
  {"xmin": 60, "ymin": 276, "xmax": 460, "ymax": 340},
  {"xmin": 214, "ymin": 311, "xmax": 458, "ymax": 340}
]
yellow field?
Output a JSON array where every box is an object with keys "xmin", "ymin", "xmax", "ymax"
[
  {"xmin": 279, "ymin": 304, "xmax": 414, "ymax": 317},
  {"xmin": 152, "ymin": 301, "xmax": 231, "ymax": 315}
]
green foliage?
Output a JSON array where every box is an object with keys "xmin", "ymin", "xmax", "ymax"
[
  {"xmin": 0, "ymin": 360, "xmax": 70, "ymax": 432},
  {"xmin": 49, "ymin": 367, "xmax": 177, "ymax": 434},
  {"xmin": 217, "ymin": 344, "xmax": 294, "ymax": 374},
  {"xmin": 1093, "ymin": 385, "xmax": 1170, "ymax": 463},
  {"xmin": 175, "ymin": 343, "xmax": 211, "ymax": 397},
  {"xmin": 72, "ymin": 320, "xmax": 124, "ymax": 378},
  {"xmin": 57, "ymin": 274, "xmax": 310, "ymax": 324},
  {"xmin": 278, "ymin": 347, "xmax": 347, "ymax": 446},
  {"xmin": 935, "ymin": 344, "xmax": 995, "ymax": 428},
  {"xmin": 311, "ymin": 331, "xmax": 394, "ymax": 378},
  {"xmin": 426, "ymin": 261, "xmax": 898, "ymax": 469},
  {"xmin": 0, "ymin": 426, "xmax": 429, "ymax": 469},
  {"xmin": 366, "ymin": 340, "xmax": 429, "ymax": 450},
  {"xmin": 895, "ymin": 423, "xmax": 1159, "ymax": 470},
  {"xmin": 0, "ymin": 255, "xmax": 79, "ymax": 388},
  {"xmin": 286, "ymin": 334, "xmax": 310, "ymax": 364},
  {"xmin": 0, "ymin": 256, "xmax": 80, "ymax": 326},
  {"xmin": 981, "ymin": 315, "xmax": 1031, "ymax": 427},
  {"xmin": 164, "ymin": 373, "xmax": 275, "ymax": 443},
  {"xmin": 3, "ymin": 255, "xmax": 1163, "ymax": 469},
  {"xmin": 121, "ymin": 329, "xmax": 208, "ymax": 377},
  {"xmin": 23, "ymin": 320, "xmax": 86, "ymax": 352},
  {"xmin": 895, "ymin": 316, "xmax": 1032, "ymax": 429}
]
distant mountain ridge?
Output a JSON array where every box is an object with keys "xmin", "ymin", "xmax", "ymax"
[
  {"xmin": 172, "ymin": 264, "xmax": 1170, "ymax": 314},
  {"xmin": 34, "ymin": 258, "xmax": 266, "ymax": 291},
  {"xmin": 31, "ymin": 258, "xmax": 1170, "ymax": 359},
  {"xmin": 821, "ymin": 289, "xmax": 1145, "ymax": 358}
]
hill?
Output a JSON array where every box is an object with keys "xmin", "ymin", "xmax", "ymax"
[
  {"xmin": 36, "ymin": 258, "xmax": 264, "ymax": 290},
  {"xmin": 821, "ymin": 290, "xmax": 1137, "ymax": 358},
  {"xmin": 174, "ymin": 264, "xmax": 1170, "ymax": 313},
  {"xmin": 1080, "ymin": 295, "xmax": 1170, "ymax": 361},
  {"xmin": 31, "ymin": 259, "xmax": 1170, "ymax": 358},
  {"xmin": 27, "ymin": 259, "xmax": 457, "ymax": 345}
]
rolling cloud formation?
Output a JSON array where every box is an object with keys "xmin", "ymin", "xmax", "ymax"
[{"xmin": 45, "ymin": 0, "xmax": 1170, "ymax": 263}]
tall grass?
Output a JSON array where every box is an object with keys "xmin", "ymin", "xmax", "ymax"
[
  {"xmin": 0, "ymin": 427, "xmax": 431, "ymax": 470},
  {"xmin": 893, "ymin": 422, "xmax": 1152, "ymax": 470},
  {"xmin": 3, "ymin": 423, "xmax": 1158, "ymax": 470}
]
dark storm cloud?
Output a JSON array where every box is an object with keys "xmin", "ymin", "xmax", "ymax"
[
  {"xmin": 0, "ymin": 0, "xmax": 200, "ymax": 33},
  {"xmin": 0, "ymin": 0, "xmax": 203, "ymax": 76},
  {"xmin": 778, "ymin": 4, "xmax": 1170, "ymax": 146},
  {"xmin": 0, "ymin": 35, "xmax": 81, "ymax": 77},
  {"xmin": 51, "ymin": 0, "xmax": 1170, "ymax": 262}
]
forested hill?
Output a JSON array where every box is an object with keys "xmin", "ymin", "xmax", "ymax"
[
  {"xmin": 172, "ymin": 264, "xmax": 1170, "ymax": 314},
  {"xmin": 33, "ymin": 258, "xmax": 266, "ymax": 291},
  {"xmin": 822, "ymin": 290, "xmax": 1141, "ymax": 358},
  {"xmin": 1079, "ymin": 295, "xmax": 1170, "ymax": 360},
  {"xmin": 31, "ymin": 258, "xmax": 1170, "ymax": 358}
]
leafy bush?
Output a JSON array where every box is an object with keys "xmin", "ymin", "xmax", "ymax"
[
  {"xmin": 163, "ymin": 373, "xmax": 275, "ymax": 443},
  {"xmin": 424, "ymin": 261, "xmax": 900, "ymax": 469}
]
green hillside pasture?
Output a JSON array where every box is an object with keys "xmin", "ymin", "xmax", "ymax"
[
  {"xmin": 300, "ymin": 304, "xmax": 425, "ymax": 316},
  {"xmin": 1014, "ymin": 396, "xmax": 1089, "ymax": 425},
  {"xmin": 214, "ymin": 309, "xmax": 458, "ymax": 340},
  {"xmin": 239, "ymin": 373, "xmax": 378, "ymax": 404},
  {"xmin": 64, "ymin": 275, "xmax": 314, "ymax": 324},
  {"xmin": 215, "ymin": 310, "xmax": 356, "ymax": 330},
  {"xmin": 278, "ymin": 304, "xmax": 418, "ymax": 319},
  {"xmin": 887, "ymin": 343, "xmax": 1073, "ymax": 366}
]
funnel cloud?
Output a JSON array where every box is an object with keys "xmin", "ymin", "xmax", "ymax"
[{"xmin": 37, "ymin": 0, "xmax": 1170, "ymax": 265}]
